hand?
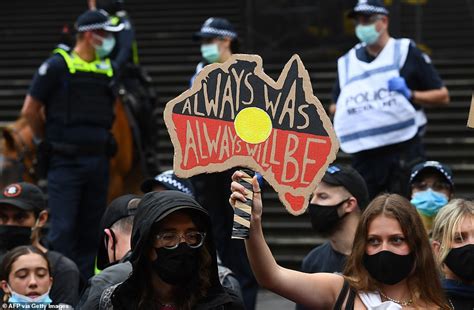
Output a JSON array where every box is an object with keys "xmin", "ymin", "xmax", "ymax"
[
  {"xmin": 229, "ymin": 170, "xmax": 263, "ymax": 220},
  {"xmin": 388, "ymin": 77, "xmax": 412, "ymax": 100}
]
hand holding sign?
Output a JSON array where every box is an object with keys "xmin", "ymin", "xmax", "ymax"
[{"xmin": 165, "ymin": 54, "xmax": 339, "ymax": 215}]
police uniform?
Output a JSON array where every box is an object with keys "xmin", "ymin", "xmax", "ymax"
[
  {"xmin": 332, "ymin": 2, "xmax": 445, "ymax": 199},
  {"xmin": 27, "ymin": 10, "xmax": 123, "ymax": 278}
]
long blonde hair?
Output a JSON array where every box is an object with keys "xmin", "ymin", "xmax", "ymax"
[{"xmin": 431, "ymin": 199, "xmax": 474, "ymax": 264}]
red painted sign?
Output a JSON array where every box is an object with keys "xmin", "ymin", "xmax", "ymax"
[{"xmin": 165, "ymin": 54, "xmax": 339, "ymax": 215}]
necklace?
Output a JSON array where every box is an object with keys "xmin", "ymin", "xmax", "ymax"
[
  {"xmin": 448, "ymin": 298, "xmax": 455, "ymax": 310},
  {"xmin": 379, "ymin": 290, "xmax": 413, "ymax": 307}
]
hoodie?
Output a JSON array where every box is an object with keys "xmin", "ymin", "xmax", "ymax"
[{"xmin": 103, "ymin": 191, "xmax": 244, "ymax": 310}]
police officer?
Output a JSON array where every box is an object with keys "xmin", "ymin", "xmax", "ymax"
[
  {"xmin": 191, "ymin": 17, "xmax": 239, "ymax": 86},
  {"xmin": 94, "ymin": 0, "xmax": 138, "ymax": 74},
  {"xmin": 331, "ymin": 0, "xmax": 449, "ymax": 199},
  {"xmin": 21, "ymin": 10, "xmax": 123, "ymax": 279}
]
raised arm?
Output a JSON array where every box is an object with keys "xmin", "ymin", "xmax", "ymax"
[{"xmin": 229, "ymin": 171, "xmax": 343, "ymax": 308}]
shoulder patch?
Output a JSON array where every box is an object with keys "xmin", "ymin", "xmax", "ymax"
[
  {"xmin": 38, "ymin": 62, "xmax": 49, "ymax": 75},
  {"xmin": 422, "ymin": 53, "xmax": 432, "ymax": 64}
]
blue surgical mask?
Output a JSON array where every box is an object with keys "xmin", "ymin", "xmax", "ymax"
[
  {"xmin": 8, "ymin": 286, "xmax": 52, "ymax": 307},
  {"xmin": 410, "ymin": 189, "xmax": 448, "ymax": 217},
  {"xmin": 201, "ymin": 43, "xmax": 220, "ymax": 63},
  {"xmin": 355, "ymin": 23, "xmax": 380, "ymax": 45},
  {"xmin": 93, "ymin": 34, "xmax": 116, "ymax": 58}
]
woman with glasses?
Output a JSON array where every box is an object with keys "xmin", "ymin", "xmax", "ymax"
[
  {"xmin": 432, "ymin": 199, "xmax": 474, "ymax": 310},
  {"xmin": 99, "ymin": 190, "xmax": 244, "ymax": 310}
]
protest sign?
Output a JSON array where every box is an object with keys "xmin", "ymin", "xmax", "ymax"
[{"xmin": 164, "ymin": 54, "xmax": 339, "ymax": 215}]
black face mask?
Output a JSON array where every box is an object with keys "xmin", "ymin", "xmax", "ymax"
[
  {"xmin": 152, "ymin": 243, "xmax": 200, "ymax": 285},
  {"xmin": 308, "ymin": 198, "xmax": 349, "ymax": 234},
  {"xmin": 444, "ymin": 244, "xmax": 474, "ymax": 282},
  {"xmin": 0, "ymin": 225, "xmax": 32, "ymax": 255},
  {"xmin": 363, "ymin": 251, "xmax": 414, "ymax": 285}
]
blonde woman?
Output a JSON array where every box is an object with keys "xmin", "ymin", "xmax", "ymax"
[{"xmin": 432, "ymin": 199, "xmax": 474, "ymax": 310}]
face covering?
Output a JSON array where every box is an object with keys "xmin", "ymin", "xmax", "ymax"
[
  {"xmin": 93, "ymin": 34, "xmax": 116, "ymax": 58},
  {"xmin": 8, "ymin": 285, "xmax": 52, "ymax": 305},
  {"xmin": 307, "ymin": 199, "xmax": 349, "ymax": 234},
  {"xmin": 363, "ymin": 251, "xmax": 414, "ymax": 285},
  {"xmin": 201, "ymin": 43, "xmax": 220, "ymax": 63},
  {"xmin": 355, "ymin": 23, "xmax": 381, "ymax": 45},
  {"xmin": 152, "ymin": 243, "xmax": 199, "ymax": 285},
  {"xmin": 0, "ymin": 225, "xmax": 32, "ymax": 253},
  {"xmin": 444, "ymin": 244, "xmax": 474, "ymax": 282},
  {"xmin": 410, "ymin": 189, "xmax": 448, "ymax": 217}
]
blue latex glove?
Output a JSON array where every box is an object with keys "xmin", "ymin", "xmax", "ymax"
[{"xmin": 388, "ymin": 77, "xmax": 412, "ymax": 100}]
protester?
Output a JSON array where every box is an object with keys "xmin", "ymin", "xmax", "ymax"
[
  {"xmin": 0, "ymin": 182, "xmax": 80, "ymax": 306},
  {"xmin": 98, "ymin": 191, "xmax": 244, "ymax": 309},
  {"xmin": 76, "ymin": 194, "xmax": 140, "ymax": 310},
  {"xmin": 21, "ymin": 9, "xmax": 123, "ymax": 279},
  {"xmin": 96, "ymin": 194, "xmax": 141, "ymax": 270},
  {"xmin": 296, "ymin": 165, "xmax": 368, "ymax": 310},
  {"xmin": 230, "ymin": 171, "xmax": 449, "ymax": 309},
  {"xmin": 331, "ymin": 0, "xmax": 449, "ymax": 199},
  {"xmin": 409, "ymin": 160, "xmax": 454, "ymax": 232},
  {"xmin": 1, "ymin": 246, "xmax": 53, "ymax": 308},
  {"xmin": 431, "ymin": 199, "xmax": 474, "ymax": 310}
]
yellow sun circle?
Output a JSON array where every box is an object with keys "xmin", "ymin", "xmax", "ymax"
[{"xmin": 234, "ymin": 107, "xmax": 273, "ymax": 144}]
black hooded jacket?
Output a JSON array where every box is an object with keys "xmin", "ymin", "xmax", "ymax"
[{"xmin": 101, "ymin": 191, "xmax": 244, "ymax": 310}]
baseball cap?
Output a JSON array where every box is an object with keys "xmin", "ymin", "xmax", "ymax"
[
  {"xmin": 140, "ymin": 170, "xmax": 195, "ymax": 196},
  {"xmin": 75, "ymin": 9, "xmax": 124, "ymax": 33},
  {"xmin": 322, "ymin": 165, "xmax": 369, "ymax": 210},
  {"xmin": 0, "ymin": 182, "xmax": 46, "ymax": 212},
  {"xmin": 348, "ymin": 0, "xmax": 390, "ymax": 18},
  {"xmin": 97, "ymin": 194, "xmax": 141, "ymax": 269},
  {"xmin": 193, "ymin": 17, "xmax": 237, "ymax": 41},
  {"xmin": 409, "ymin": 161, "xmax": 454, "ymax": 188}
]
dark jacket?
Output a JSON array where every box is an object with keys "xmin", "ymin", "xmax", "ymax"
[
  {"xmin": 100, "ymin": 191, "xmax": 244, "ymax": 310},
  {"xmin": 76, "ymin": 253, "xmax": 132, "ymax": 310}
]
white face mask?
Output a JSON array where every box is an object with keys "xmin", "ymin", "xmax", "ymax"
[
  {"xmin": 7, "ymin": 284, "xmax": 52, "ymax": 304},
  {"xmin": 92, "ymin": 33, "xmax": 116, "ymax": 58}
]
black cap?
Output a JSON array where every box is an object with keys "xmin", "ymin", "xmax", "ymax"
[
  {"xmin": 348, "ymin": 0, "xmax": 390, "ymax": 18},
  {"xmin": 75, "ymin": 9, "xmax": 124, "ymax": 33},
  {"xmin": 0, "ymin": 182, "xmax": 46, "ymax": 212},
  {"xmin": 97, "ymin": 194, "xmax": 141, "ymax": 270},
  {"xmin": 409, "ymin": 161, "xmax": 454, "ymax": 189},
  {"xmin": 193, "ymin": 17, "xmax": 237, "ymax": 41},
  {"xmin": 322, "ymin": 165, "xmax": 369, "ymax": 210},
  {"xmin": 140, "ymin": 170, "xmax": 195, "ymax": 196}
]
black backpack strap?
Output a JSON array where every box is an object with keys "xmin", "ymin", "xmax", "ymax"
[{"xmin": 333, "ymin": 280, "xmax": 350, "ymax": 310}]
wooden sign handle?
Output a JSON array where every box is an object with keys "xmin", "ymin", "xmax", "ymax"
[{"xmin": 232, "ymin": 169, "xmax": 255, "ymax": 239}]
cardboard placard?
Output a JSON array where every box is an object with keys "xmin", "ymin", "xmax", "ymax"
[
  {"xmin": 164, "ymin": 54, "xmax": 339, "ymax": 215},
  {"xmin": 468, "ymin": 93, "xmax": 474, "ymax": 128}
]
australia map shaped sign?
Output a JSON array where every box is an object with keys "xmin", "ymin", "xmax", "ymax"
[{"xmin": 164, "ymin": 54, "xmax": 339, "ymax": 215}]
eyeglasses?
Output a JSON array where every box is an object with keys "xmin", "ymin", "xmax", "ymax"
[
  {"xmin": 411, "ymin": 181, "xmax": 451, "ymax": 192},
  {"xmin": 154, "ymin": 231, "xmax": 206, "ymax": 249}
]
